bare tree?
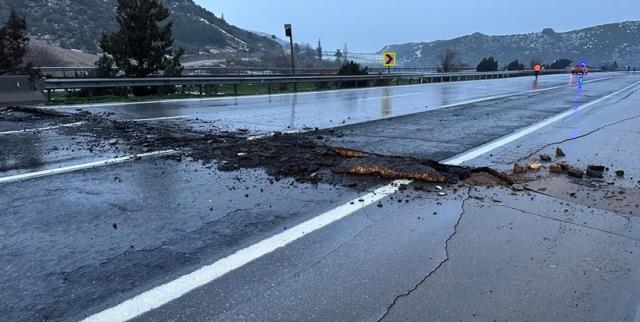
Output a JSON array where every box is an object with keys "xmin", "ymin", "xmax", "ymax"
[{"xmin": 439, "ymin": 49, "xmax": 458, "ymax": 72}]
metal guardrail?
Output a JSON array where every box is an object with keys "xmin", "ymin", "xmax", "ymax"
[
  {"xmin": 36, "ymin": 66, "xmax": 476, "ymax": 77},
  {"xmin": 42, "ymin": 69, "xmax": 568, "ymax": 102}
]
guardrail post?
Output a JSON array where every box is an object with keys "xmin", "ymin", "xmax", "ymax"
[
  {"xmin": 234, "ymin": 84, "xmax": 238, "ymax": 96},
  {"xmin": 199, "ymin": 85, "xmax": 203, "ymax": 96},
  {"xmin": 268, "ymin": 83, "xmax": 272, "ymax": 95},
  {"xmin": 47, "ymin": 89, "xmax": 52, "ymax": 103},
  {"xmin": 294, "ymin": 82, "xmax": 298, "ymax": 92}
]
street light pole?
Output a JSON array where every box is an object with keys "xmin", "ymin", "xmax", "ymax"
[{"xmin": 284, "ymin": 24, "xmax": 295, "ymax": 75}]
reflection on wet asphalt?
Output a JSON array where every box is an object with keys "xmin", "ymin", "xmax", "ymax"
[{"xmin": 51, "ymin": 73, "xmax": 615, "ymax": 133}]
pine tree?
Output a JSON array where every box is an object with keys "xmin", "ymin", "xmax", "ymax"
[
  {"xmin": 94, "ymin": 54, "xmax": 119, "ymax": 77},
  {"xmin": 476, "ymin": 57, "xmax": 498, "ymax": 72},
  {"xmin": 505, "ymin": 59, "xmax": 524, "ymax": 71},
  {"xmin": 99, "ymin": 0, "xmax": 183, "ymax": 78},
  {"xmin": 316, "ymin": 39, "xmax": 322, "ymax": 61},
  {"xmin": 0, "ymin": 9, "xmax": 29, "ymax": 75},
  {"xmin": 164, "ymin": 47, "xmax": 185, "ymax": 76}
]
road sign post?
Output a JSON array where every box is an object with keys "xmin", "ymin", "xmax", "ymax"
[
  {"xmin": 383, "ymin": 52, "xmax": 397, "ymax": 74},
  {"xmin": 533, "ymin": 64, "xmax": 541, "ymax": 80},
  {"xmin": 284, "ymin": 24, "xmax": 295, "ymax": 76}
]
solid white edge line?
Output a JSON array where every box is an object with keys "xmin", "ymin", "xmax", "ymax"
[
  {"xmin": 0, "ymin": 122, "xmax": 85, "ymax": 135},
  {"xmin": 0, "ymin": 150, "xmax": 176, "ymax": 184},
  {"xmin": 81, "ymin": 179, "xmax": 412, "ymax": 322},
  {"xmin": 43, "ymin": 74, "xmax": 613, "ymax": 110},
  {"xmin": 81, "ymin": 75, "xmax": 631, "ymax": 322},
  {"xmin": 442, "ymin": 79, "xmax": 640, "ymax": 165}
]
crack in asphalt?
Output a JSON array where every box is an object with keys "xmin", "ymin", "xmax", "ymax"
[
  {"xmin": 203, "ymin": 195, "xmax": 388, "ymax": 320},
  {"xmin": 377, "ymin": 186, "xmax": 472, "ymax": 322},
  {"xmin": 515, "ymin": 112, "xmax": 640, "ymax": 163},
  {"xmin": 496, "ymin": 202, "xmax": 640, "ymax": 242},
  {"xmin": 523, "ymin": 186, "xmax": 633, "ymax": 221},
  {"xmin": 613, "ymin": 88, "xmax": 640, "ymax": 104}
]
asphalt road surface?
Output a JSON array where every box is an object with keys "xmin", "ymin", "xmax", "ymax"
[{"xmin": 2, "ymin": 72, "xmax": 640, "ymax": 322}]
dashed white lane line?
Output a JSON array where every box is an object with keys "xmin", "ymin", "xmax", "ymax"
[
  {"xmin": 0, "ymin": 116, "xmax": 190, "ymax": 136},
  {"xmin": 0, "ymin": 122, "xmax": 86, "ymax": 135},
  {"xmin": 81, "ymin": 76, "xmax": 634, "ymax": 322},
  {"xmin": 358, "ymin": 92, "xmax": 423, "ymax": 101},
  {"xmin": 0, "ymin": 150, "xmax": 176, "ymax": 184},
  {"xmin": 442, "ymin": 79, "xmax": 640, "ymax": 165},
  {"xmin": 80, "ymin": 179, "xmax": 411, "ymax": 322}
]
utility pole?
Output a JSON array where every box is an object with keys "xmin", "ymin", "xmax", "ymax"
[{"xmin": 284, "ymin": 24, "xmax": 295, "ymax": 75}]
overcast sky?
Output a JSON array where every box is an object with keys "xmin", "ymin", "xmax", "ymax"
[{"xmin": 198, "ymin": 0, "xmax": 640, "ymax": 52}]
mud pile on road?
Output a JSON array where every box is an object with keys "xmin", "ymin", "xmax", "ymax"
[
  {"xmin": 0, "ymin": 106, "xmax": 82, "ymax": 123},
  {"xmin": 46, "ymin": 110, "xmax": 516, "ymax": 187}
]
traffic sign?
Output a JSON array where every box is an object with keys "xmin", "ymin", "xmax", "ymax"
[
  {"xmin": 533, "ymin": 64, "xmax": 542, "ymax": 72},
  {"xmin": 383, "ymin": 52, "xmax": 397, "ymax": 67},
  {"xmin": 284, "ymin": 24, "xmax": 292, "ymax": 37}
]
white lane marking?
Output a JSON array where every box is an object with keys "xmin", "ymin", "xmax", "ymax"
[
  {"xmin": 442, "ymin": 79, "xmax": 640, "ymax": 165},
  {"xmin": 80, "ymin": 75, "xmax": 629, "ymax": 322},
  {"xmin": 0, "ymin": 115, "xmax": 189, "ymax": 135},
  {"xmin": 434, "ymin": 76, "xmax": 611, "ymax": 110},
  {"xmin": 43, "ymin": 74, "xmax": 612, "ymax": 110},
  {"xmin": 128, "ymin": 115, "xmax": 190, "ymax": 122},
  {"xmin": 246, "ymin": 130, "xmax": 300, "ymax": 141},
  {"xmin": 80, "ymin": 179, "xmax": 412, "ymax": 322},
  {"xmin": 0, "ymin": 122, "xmax": 85, "ymax": 135},
  {"xmin": 0, "ymin": 116, "xmax": 188, "ymax": 136},
  {"xmin": 358, "ymin": 92, "xmax": 423, "ymax": 101},
  {"xmin": 0, "ymin": 150, "xmax": 176, "ymax": 184}
]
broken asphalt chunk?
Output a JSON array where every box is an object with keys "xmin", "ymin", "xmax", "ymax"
[
  {"xmin": 556, "ymin": 147, "xmax": 566, "ymax": 157},
  {"xmin": 568, "ymin": 168, "xmax": 584, "ymax": 178},
  {"xmin": 586, "ymin": 165, "xmax": 605, "ymax": 178},
  {"xmin": 616, "ymin": 170, "xmax": 625, "ymax": 177},
  {"xmin": 513, "ymin": 163, "xmax": 526, "ymax": 173},
  {"xmin": 549, "ymin": 164, "xmax": 563, "ymax": 173},
  {"xmin": 527, "ymin": 163, "xmax": 541, "ymax": 171},
  {"xmin": 333, "ymin": 147, "xmax": 367, "ymax": 158},
  {"xmin": 539, "ymin": 154, "xmax": 552, "ymax": 162}
]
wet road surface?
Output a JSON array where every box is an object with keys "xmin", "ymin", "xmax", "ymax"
[
  {"xmin": 48, "ymin": 73, "xmax": 613, "ymax": 133},
  {"xmin": 2, "ymin": 73, "xmax": 640, "ymax": 321}
]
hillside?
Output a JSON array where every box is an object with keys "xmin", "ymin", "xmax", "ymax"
[
  {"xmin": 0, "ymin": 0, "xmax": 283, "ymax": 58},
  {"xmin": 26, "ymin": 39, "xmax": 97, "ymax": 67},
  {"xmin": 382, "ymin": 22, "xmax": 640, "ymax": 67}
]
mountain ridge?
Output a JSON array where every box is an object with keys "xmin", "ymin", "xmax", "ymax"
[
  {"xmin": 381, "ymin": 21, "xmax": 640, "ymax": 67},
  {"xmin": 0, "ymin": 0, "xmax": 283, "ymax": 59}
]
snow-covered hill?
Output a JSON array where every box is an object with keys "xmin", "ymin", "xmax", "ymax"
[
  {"xmin": 382, "ymin": 22, "xmax": 640, "ymax": 67},
  {"xmin": 0, "ymin": 0, "xmax": 282, "ymax": 57}
]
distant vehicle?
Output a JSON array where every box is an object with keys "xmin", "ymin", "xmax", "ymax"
[{"xmin": 571, "ymin": 63, "xmax": 589, "ymax": 75}]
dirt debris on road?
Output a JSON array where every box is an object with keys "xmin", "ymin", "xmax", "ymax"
[{"xmin": 13, "ymin": 108, "xmax": 516, "ymax": 189}]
